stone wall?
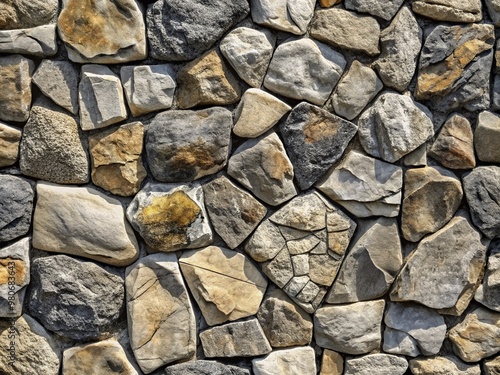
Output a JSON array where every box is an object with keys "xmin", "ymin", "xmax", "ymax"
[{"xmin": 1, "ymin": 0, "xmax": 500, "ymax": 374}]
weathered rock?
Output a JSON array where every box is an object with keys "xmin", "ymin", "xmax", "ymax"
[
  {"xmin": 319, "ymin": 0, "xmax": 341, "ymax": 7},
  {"xmin": 121, "ymin": 64, "xmax": 176, "ymax": 117},
  {"xmin": 28, "ymin": 255, "xmax": 124, "ymax": 341},
  {"xmin": 147, "ymin": 0, "xmax": 249, "ymax": 61},
  {"xmin": 233, "ymin": 89, "xmax": 291, "ymax": 138},
  {"xmin": 203, "ymin": 175, "xmax": 267, "ymax": 249},
  {"xmin": 0, "ymin": 0, "xmax": 58, "ymax": 30},
  {"xmin": 344, "ymin": 354, "xmax": 408, "ymax": 375},
  {"xmin": 126, "ymin": 182, "xmax": 212, "ymax": 253},
  {"xmin": 0, "ymin": 25, "xmax": 57, "ymax": 57},
  {"xmin": 486, "ymin": 0, "xmax": 500, "ymax": 26},
  {"xmin": 0, "ymin": 175, "xmax": 34, "ymax": 242},
  {"xmin": 374, "ymin": 6, "xmax": 421, "ymax": 92},
  {"xmin": 79, "ymin": 65, "xmax": 127, "ymax": 131},
  {"xmin": 412, "ymin": 0, "xmax": 482, "ymax": 23},
  {"xmin": 19, "ymin": 101, "xmax": 89, "ymax": 184},
  {"xmin": 317, "ymin": 150, "xmax": 403, "ymax": 218},
  {"xmin": 391, "ymin": 213, "xmax": 488, "ymax": 315},
  {"xmin": 0, "ymin": 122, "xmax": 21, "ymax": 167},
  {"xmin": 89, "ymin": 122, "xmax": 146, "ymax": 196},
  {"xmin": 401, "ymin": 166, "xmax": 463, "ymax": 242},
  {"xmin": 0, "ymin": 54, "xmax": 34, "ymax": 122},
  {"xmin": 165, "ymin": 361, "xmax": 250, "ymax": 375},
  {"xmin": 58, "ymin": 0, "xmax": 146, "ymax": 63},
  {"xmin": 33, "ymin": 182, "xmax": 139, "ymax": 266},
  {"xmin": 310, "ymin": 8, "xmax": 380, "ymax": 56},
  {"xmin": 227, "ymin": 131, "xmax": 297, "ymax": 206},
  {"xmin": 0, "ymin": 314, "xmax": 60, "ymax": 375},
  {"xmin": 344, "ymin": 0, "xmax": 404, "ymax": 20},
  {"xmin": 404, "ymin": 144, "xmax": 428, "ymax": 167},
  {"xmin": 179, "ymin": 246, "xmax": 267, "ymax": 326},
  {"xmin": 264, "ymin": 38, "xmax": 346, "ymax": 106},
  {"xmin": 314, "ymin": 300, "xmax": 385, "ymax": 355},
  {"xmin": 475, "ymin": 111, "xmax": 500, "ymax": 163},
  {"xmin": 281, "ymin": 102, "xmax": 358, "ymax": 190},
  {"xmin": 358, "ymin": 92, "xmax": 434, "ymax": 163},
  {"xmin": 410, "ymin": 356, "xmax": 481, "ymax": 375},
  {"xmin": 244, "ymin": 219, "xmax": 286, "ymax": 263},
  {"xmin": 449, "ymin": 307, "xmax": 500, "ymax": 362},
  {"xmin": 250, "ymin": 0, "xmax": 316, "ymax": 35},
  {"xmin": 326, "ymin": 217, "xmax": 402, "ymax": 303},
  {"xmin": 63, "ymin": 339, "xmax": 137, "ymax": 375},
  {"xmin": 126, "ymin": 253, "xmax": 196, "ymax": 373},
  {"xmin": 475, "ymin": 241, "xmax": 500, "ymax": 312},
  {"xmin": 252, "ymin": 347, "xmax": 317, "ymax": 375},
  {"xmin": 493, "ymin": 75, "xmax": 500, "ymax": 110},
  {"xmin": 429, "ymin": 114, "xmax": 476, "ymax": 169},
  {"xmin": 329, "ymin": 60, "xmax": 382, "ymax": 120},
  {"xmin": 320, "ymin": 350, "xmax": 343, "ymax": 375},
  {"xmin": 484, "ymin": 356, "xmax": 500, "ymax": 375},
  {"xmin": 200, "ymin": 319, "xmax": 272, "ymax": 358},
  {"xmin": 220, "ymin": 27, "xmax": 275, "ymax": 88},
  {"xmin": 146, "ymin": 107, "xmax": 232, "ymax": 182}
]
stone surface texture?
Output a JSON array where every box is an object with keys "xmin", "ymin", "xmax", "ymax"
[
  {"xmin": 0, "ymin": 0, "xmax": 58, "ymax": 30},
  {"xmin": 252, "ymin": 347, "xmax": 317, "ymax": 375},
  {"xmin": 0, "ymin": 25, "xmax": 57, "ymax": 57},
  {"xmin": 251, "ymin": 0, "xmax": 316, "ymax": 35},
  {"xmin": 0, "ymin": 123, "xmax": 21, "ymax": 167},
  {"xmin": 0, "ymin": 175, "xmax": 34, "ymax": 242},
  {"xmin": 412, "ymin": 0, "xmax": 482, "ymax": 23}
]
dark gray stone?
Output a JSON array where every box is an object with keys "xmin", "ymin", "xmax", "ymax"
[
  {"xmin": 164, "ymin": 360, "xmax": 250, "ymax": 375},
  {"xmin": 0, "ymin": 175, "xmax": 34, "ymax": 242}
]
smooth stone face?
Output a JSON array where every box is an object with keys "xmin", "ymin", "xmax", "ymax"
[
  {"xmin": 203, "ymin": 175, "xmax": 267, "ymax": 249},
  {"xmin": 281, "ymin": 102, "xmax": 358, "ymax": 190},
  {"xmin": 0, "ymin": 25, "xmax": 57, "ymax": 57},
  {"xmin": 126, "ymin": 182, "xmax": 212, "ymax": 253},
  {"xmin": 0, "ymin": 175, "xmax": 34, "ymax": 242},
  {"xmin": 0, "ymin": 122, "xmax": 21, "ymax": 167},
  {"xmin": 121, "ymin": 64, "xmax": 176, "ymax": 117},
  {"xmin": 28, "ymin": 255, "xmax": 124, "ymax": 341},
  {"xmin": 164, "ymin": 360, "xmax": 250, "ymax": 375},
  {"xmin": 179, "ymin": 246, "xmax": 267, "ymax": 326},
  {"xmin": 58, "ymin": 0, "xmax": 146, "ymax": 63},
  {"xmin": 475, "ymin": 242, "xmax": 500, "ymax": 312},
  {"xmin": 147, "ymin": 0, "xmax": 249, "ymax": 61},
  {"xmin": 475, "ymin": 111, "xmax": 500, "ymax": 163},
  {"xmin": 200, "ymin": 319, "xmax": 272, "ymax": 358},
  {"xmin": 252, "ymin": 347, "xmax": 317, "ymax": 375},
  {"xmin": 220, "ymin": 27, "xmax": 275, "ymax": 88},
  {"xmin": 264, "ymin": 38, "xmax": 346, "ymax": 106},
  {"xmin": 33, "ymin": 182, "xmax": 139, "ymax": 266},
  {"xmin": 412, "ymin": 0, "xmax": 483, "ymax": 22},
  {"xmin": 251, "ymin": 0, "xmax": 316, "ymax": 35},
  {"xmin": 320, "ymin": 350, "xmax": 343, "ymax": 375},
  {"xmin": 0, "ymin": 0, "xmax": 58, "ymax": 30},
  {"xmin": 126, "ymin": 253, "xmax": 196, "ymax": 373},
  {"xmin": 314, "ymin": 300, "xmax": 385, "ymax": 355},
  {"xmin": 310, "ymin": 9, "xmax": 380, "ymax": 56},
  {"xmin": 410, "ymin": 356, "xmax": 481, "ymax": 375},
  {"xmin": 344, "ymin": 354, "xmax": 408, "ymax": 375},
  {"xmin": 358, "ymin": 92, "xmax": 434, "ymax": 163},
  {"xmin": 19, "ymin": 101, "xmax": 89, "ymax": 184},
  {"xmin": 344, "ymin": 0, "xmax": 404, "ymax": 20},
  {"xmin": 486, "ymin": 0, "xmax": 500, "ymax": 26}
]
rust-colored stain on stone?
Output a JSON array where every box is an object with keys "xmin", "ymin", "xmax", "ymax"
[
  {"xmin": 0, "ymin": 258, "xmax": 26, "ymax": 285},
  {"xmin": 262, "ymin": 146, "xmax": 293, "ymax": 182},
  {"xmin": 303, "ymin": 117, "xmax": 339, "ymax": 144},
  {"xmin": 171, "ymin": 141, "xmax": 219, "ymax": 174}
]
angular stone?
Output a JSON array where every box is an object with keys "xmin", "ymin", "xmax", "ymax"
[
  {"xmin": 220, "ymin": 27, "xmax": 275, "ymax": 88},
  {"xmin": 165, "ymin": 361, "xmax": 250, "ymax": 375},
  {"xmin": 320, "ymin": 350, "xmax": 343, "ymax": 375},
  {"xmin": 493, "ymin": 75, "xmax": 500, "ymax": 111},
  {"xmin": 252, "ymin": 347, "xmax": 316, "ymax": 375},
  {"xmin": 0, "ymin": 122, "xmax": 21, "ymax": 167},
  {"xmin": 264, "ymin": 38, "xmax": 346, "ymax": 106},
  {"xmin": 180, "ymin": 246, "xmax": 267, "ymax": 326},
  {"xmin": 33, "ymin": 183, "xmax": 139, "ymax": 266},
  {"xmin": 314, "ymin": 300, "xmax": 385, "ymax": 355},
  {"xmin": 146, "ymin": 107, "xmax": 232, "ymax": 182},
  {"xmin": 200, "ymin": 319, "xmax": 272, "ymax": 358},
  {"xmin": 484, "ymin": 356, "xmax": 500, "ymax": 375},
  {"xmin": 28, "ymin": 255, "xmax": 124, "ymax": 341},
  {"xmin": 228, "ymin": 131, "xmax": 297, "ymax": 206},
  {"xmin": 344, "ymin": 354, "xmax": 408, "ymax": 375},
  {"xmin": 391, "ymin": 213, "xmax": 488, "ymax": 314},
  {"xmin": 486, "ymin": 0, "xmax": 500, "ymax": 26},
  {"xmin": 344, "ymin": 0, "xmax": 404, "ymax": 20},
  {"xmin": 0, "ymin": 54, "xmax": 34, "ymax": 122},
  {"xmin": 245, "ymin": 220, "xmax": 286, "ymax": 262},
  {"xmin": 63, "ymin": 339, "xmax": 137, "ymax": 375},
  {"xmin": 410, "ymin": 356, "xmax": 481, "ymax": 375},
  {"xmin": 0, "ymin": 25, "xmax": 57, "ymax": 57},
  {"xmin": 251, "ymin": 0, "xmax": 315, "ymax": 35},
  {"xmin": 0, "ymin": 0, "xmax": 58, "ymax": 30},
  {"xmin": 203, "ymin": 175, "xmax": 267, "ymax": 249},
  {"xmin": 0, "ymin": 314, "xmax": 60, "ymax": 375},
  {"xmin": 317, "ymin": 150, "xmax": 403, "ymax": 218},
  {"xmin": 475, "ymin": 242, "xmax": 500, "ymax": 312},
  {"xmin": 19, "ymin": 101, "xmax": 89, "ymax": 184},
  {"xmin": 79, "ymin": 65, "xmax": 127, "ymax": 131},
  {"xmin": 32, "ymin": 59, "xmax": 79, "ymax": 114},
  {"xmin": 402, "ymin": 166, "xmax": 463, "ymax": 242},
  {"xmin": 58, "ymin": 0, "xmax": 146, "ymax": 63},
  {"xmin": 475, "ymin": 111, "xmax": 500, "ymax": 163},
  {"xmin": 449, "ymin": 307, "xmax": 500, "ymax": 362},
  {"xmin": 0, "ymin": 175, "xmax": 33, "ymax": 243},
  {"xmin": 233, "ymin": 89, "xmax": 291, "ymax": 138},
  {"xmin": 412, "ymin": 0, "xmax": 482, "ymax": 22},
  {"xmin": 281, "ymin": 102, "xmax": 358, "ymax": 190},
  {"xmin": 358, "ymin": 92, "xmax": 434, "ymax": 163},
  {"xmin": 429, "ymin": 114, "xmax": 476, "ymax": 169},
  {"xmin": 310, "ymin": 9, "xmax": 380, "ymax": 56},
  {"xmin": 126, "ymin": 253, "xmax": 196, "ymax": 373},
  {"xmin": 374, "ymin": 6, "xmax": 422, "ymax": 92},
  {"xmin": 404, "ymin": 144, "xmax": 427, "ymax": 167}
]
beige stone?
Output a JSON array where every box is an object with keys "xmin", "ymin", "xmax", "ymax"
[
  {"xmin": 484, "ymin": 356, "xmax": 500, "ymax": 375},
  {"xmin": 320, "ymin": 350, "xmax": 343, "ymax": 375},
  {"xmin": 0, "ymin": 0, "xmax": 58, "ymax": 30},
  {"xmin": 412, "ymin": 0, "xmax": 482, "ymax": 23},
  {"xmin": 410, "ymin": 356, "xmax": 480, "ymax": 375},
  {"xmin": 0, "ymin": 55, "xmax": 34, "ymax": 122},
  {"xmin": 0, "ymin": 122, "xmax": 21, "ymax": 167}
]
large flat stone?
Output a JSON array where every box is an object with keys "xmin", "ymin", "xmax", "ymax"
[
  {"xmin": 250, "ymin": 0, "xmax": 315, "ymax": 35},
  {"xmin": 0, "ymin": 25, "xmax": 57, "ymax": 57},
  {"xmin": 252, "ymin": 347, "xmax": 316, "ymax": 375},
  {"xmin": 410, "ymin": 356, "xmax": 481, "ymax": 375},
  {"xmin": 344, "ymin": 354, "xmax": 408, "ymax": 375},
  {"xmin": 412, "ymin": 0, "xmax": 482, "ymax": 22},
  {"xmin": 344, "ymin": 0, "xmax": 404, "ymax": 20}
]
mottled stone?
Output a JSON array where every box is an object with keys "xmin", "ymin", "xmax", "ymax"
[
  {"xmin": 410, "ymin": 356, "xmax": 481, "ymax": 375},
  {"xmin": 486, "ymin": 0, "xmax": 500, "ymax": 26},
  {"xmin": 344, "ymin": 0, "xmax": 404, "ymax": 20},
  {"xmin": 0, "ymin": 175, "xmax": 34, "ymax": 242},
  {"xmin": 344, "ymin": 354, "xmax": 408, "ymax": 375},
  {"xmin": 484, "ymin": 356, "xmax": 500, "ymax": 375},
  {"xmin": 0, "ymin": 122, "xmax": 21, "ymax": 167},
  {"xmin": 0, "ymin": 25, "xmax": 57, "ymax": 57},
  {"xmin": 475, "ymin": 242, "xmax": 500, "ymax": 312},
  {"xmin": 412, "ymin": 0, "xmax": 482, "ymax": 23},
  {"xmin": 404, "ymin": 144, "xmax": 428, "ymax": 167},
  {"xmin": 0, "ymin": 0, "xmax": 58, "ymax": 30},
  {"xmin": 475, "ymin": 111, "xmax": 500, "ymax": 163},
  {"xmin": 165, "ymin": 361, "xmax": 250, "ymax": 375},
  {"xmin": 244, "ymin": 220, "xmax": 286, "ymax": 262},
  {"xmin": 252, "ymin": 347, "xmax": 316, "ymax": 375},
  {"xmin": 0, "ymin": 238, "xmax": 29, "ymax": 317},
  {"xmin": 320, "ymin": 350, "xmax": 343, "ymax": 375},
  {"xmin": 319, "ymin": 0, "xmax": 341, "ymax": 6},
  {"xmin": 251, "ymin": 0, "xmax": 316, "ymax": 35}
]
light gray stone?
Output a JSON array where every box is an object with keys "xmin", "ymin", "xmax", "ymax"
[
  {"xmin": 0, "ymin": 175, "xmax": 33, "ymax": 243},
  {"xmin": 165, "ymin": 361, "xmax": 250, "ymax": 375},
  {"xmin": 245, "ymin": 220, "xmax": 286, "ymax": 262},
  {"xmin": 486, "ymin": 0, "xmax": 500, "ymax": 26},
  {"xmin": 252, "ymin": 347, "xmax": 316, "ymax": 375},
  {"xmin": 475, "ymin": 242, "xmax": 500, "ymax": 312},
  {"xmin": 344, "ymin": 0, "xmax": 404, "ymax": 20},
  {"xmin": 0, "ymin": 0, "xmax": 58, "ymax": 30},
  {"xmin": 412, "ymin": 0, "xmax": 483, "ymax": 23},
  {"xmin": 0, "ymin": 25, "xmax": 56, "ymax": 57},
  {"xmin": 403, "ymin": 144, "xmax": 427, "ymax": 167},
  {"xmin": 0, "ymin": 122, "xmax": 21, "ymax": 167},
  {"xmin": 344, "ymin": 354, "xmax": 408, "ymax": 375},
  {"xmin": 410, "ymin": 356, "xmax": 481, "ymax": 375},
  {"xmin": 475, "ymin": 111, "xmax": 500, "ymax": 163}
]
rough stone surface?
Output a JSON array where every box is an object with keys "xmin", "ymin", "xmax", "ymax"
[
  {"xmin": 0, "ymin": 122, "xmax": 21, "ymax": 167},
  {"xmin": 412, "ymin": 0, "xmax": 483, "ymax": 23},
  {"xmin": 0, "ymin": 25, "xmax": 57, "ymax": 57},
  {"xmin": 475, "ymin": 241, "xmax": 500, "ymax": 312},
  {"xmin": 486, "ymin": 0, "xmax": 500, "ymax": 26},
  {"xmin": 180, "ymin": 246, "xmax": 267, "ymax": 326},
  {"xmin": 0, "ymin": 0, "xmax": 58, "ymax": 30},
  {"xmin": 344, "ymin": 0, "xmax": 404, "ymax": 20},
  {"xmin": 264, "ymin": 38, "xmax": 346, "ymax": 106},
  {"xmin": 126, "ymin": 253, "xmax": 196, "ymax": 373},
  {"xmin": 484, "ymin": 356, "xmax": 500, "ymax": 375},
  {"xmin": 252, "ymin": 347, "xmax": 317, "ymax": 375},
  {"xmin": 475, "ymin": 111, "xmax": 500, "ymax": 163},
  {"xmin": 28, "ymin": 255, "xmax": 124, "ymax": 341},
  {"xmin": 33, "ymin": 182, "xmax": 139, "ymax": 266},
  {"xmin": 319, "ymin": 0, "xmax": 341, "ymax": 7},
  {"xmin": 344, "ymin": 354, "xmax": 408, "ymax": 375},
  {"xmin": 165, "ymin": 361, "xmax": 250, "ymax": 375},
  {"xmin": 410, "ymin": 356, "xmax": 481, "ymax": 375},
  {"xmin": 320, "ymin": 350, "xmax": 343, "ymax": 375},
  {"xmin": 404, "ymin": 144, "xmax": 428, "ymax": 167}
]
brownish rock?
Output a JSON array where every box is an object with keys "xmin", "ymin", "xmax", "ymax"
[
  {"xmin": 319, "ymin": 0, "xmax": 341, "ymax": 7},
  {"xmin": 0, "ymin": 122, "xmax": 21, "ymax": 167},
  {"xmin": 320, "ymin": 350, "xmax": 343, "ymax": 375},
  {"xmin": 0, "ymin": 0, "xmax": 58, "ymax": 30}
]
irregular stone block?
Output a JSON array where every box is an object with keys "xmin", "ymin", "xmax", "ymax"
[
  {"xmin": 165, "ymin": 361, "xmax": 250, "ymax": 375},
  {"xmin": 475, "ymin": 111, "xmax": 500, "ymax": 163},
  {"xmin": 251, "ymin": 0, "xmax": 315, "ymax": 35},
  {"xmin": 484, "ymin": 356, "xmax": 500, "ymax": 375},
  {"xmin": 0, "ymin": 122, "xmax": 21, "ymax": 167},
  {"xmin": 0, "ymin": 0, "xmax": 58, "ymax": 30},
  {"xmin": 475, "ymin": 241, "xmax": 500, "ymax": 312},
  {"xmin": 320, "ymin": 350, "xmax": 343, "ymax": 375},
  {"xmin": 412, "ymin": 0, "xmax": 482, "ymax": 23},
  {"xmin": 344, "ymin": 0, "xmax": 404, "ymax": 20},
  {"xmin": 0, "ymin": 25, "xmax": 57, "ymax": 57},
  {"xmin": 252, "ymin": 347, "xmax": 316, "ymax": 375},
  {"xmin": 344, "ymin": 354, "xmax": 408, "ymax": 375},
  {"xmin": 486, "ymin": 0, "xmax": 500, "ymax": 26},
  {"xmin": 403, "ymin": 144, "xmax": 427, "ymax": 167},
  {"xmin": 410, "ymin": 356, "xmax": 480, "ymax": 375}
]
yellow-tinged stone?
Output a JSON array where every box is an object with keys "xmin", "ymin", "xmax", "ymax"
[
  {"xmin": 0, "ymin": 123, "xmax": 21, "ymax": 167},
  {"xmin": 320, "ymin": 350, "xmax": 344, "ymax": 375},
  {"xmin": 319, "ymin": 0, "xmax": 341, "ymax": 7},
  {"xmin": 0, "ymin": 258, "xmax": 26, "ymax": 285}
]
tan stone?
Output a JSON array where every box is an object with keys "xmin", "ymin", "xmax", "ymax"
[
  {"xmin": 412, "ymin": 0, "xmax": 482, "ymax": 23},
  {"xmin": 410, "ymin": 356, "xmax": 480, "ymax": 375},
  {"xmin": 0, "ymin": 123, "xmax": 21, "ymax": 167},
  {"xmin": 319, "ymin": 0, "xmax": 341, "ymax": 7},
  {"xmin": 0, "ymin": 55, "xmax": 34, "ymax": 122},
  {"xmin": 484, "ymin": 356, "xmax": 500, "ymax": 375},
  {"xmin": 320, "ymin": 350, "xmax": 343, "ymax": 375},
  {"xmin": 0, "ymin": 0, "xmax": 58, "ymax": 30}
]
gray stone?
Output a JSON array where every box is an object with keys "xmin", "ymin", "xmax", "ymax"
[
  {"xmin": 475, "ymin": 111, "xmax": 500, "ymax": 163},
  {"xmin": 412, "ymin": 0, "xmax": 483, "ymax": 23},
  {"xmin": 486, "ymin": 0, "xmax": 500, "ymax": 26},
  {"xmin": 126, "ymin": 253, "xmax": 196, "ymax": 373},
  {"xmin": 344, "ymin": 0, "xmax": 404, "ymax": 20},
  {"xmin": 250, "ymin": 0, "xmax": 315, "ymax": 35},
  {"xmin": 244, "ymin": 220, "xmax": 286, "ymax": 263},
  {"xmin": 344, "ymin": 354, "xmax": 408, "ymax": 375},
  {"xmin": 281, "ymin": 102, "xmax": 358, "ymax": 190},
  {"xmin": 28, "ymin": 255, "xmax": 124, "ymax": 341},
  {"xmin": 358, "ymin": 92, "xmax": 434, "ymax": 163},
  {"xmin": 252, "ymin": 347, "xmax": 316, "ymax": 375},
  {"xmin": 404, "ymin": 144, "xmax": 427, "ymax": 167},
  {"xmin": 264, "ymin": 38, "xmax": 346, "ymax": 106},
  {"xmin": 475, "ymin": 242, "xmax": 500, "ymax": 312},
  {"xmin": 0, "ymin": 122, "xmax": 21, "ymax": 167},
  {"xmin": 165, "ymin": 361, "xmax": 250, "ymax": 375},
  {"xmin": 147, "ymin": 0, "xmax": 249, "ymax": 61},
  {"xmin": 493, "ymin": 75, "xmax": 500, "ymax": 111},
  {"xmin": 0, "ymin": 25, "xmax": 57, "ymax": 57},
  {"xmin": 410, "ymin": 356, "xmax": 481, "ymax": 375},
  {"xmin": 200, "ymin": 319, "xmax": 272, "ymax": 358},
  {"xmin": 146, "ymin": 108, "xmax": 232, "ymax": 182},
  {"xmin": 0, "ymin": 0, "xmax": 58, "ymax": 30}
]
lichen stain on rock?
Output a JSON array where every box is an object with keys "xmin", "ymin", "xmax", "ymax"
[
  {"xmin": 303, "ymin": 118, "xmax": 339, "ymax": 144},
  {"xmin": 170, "ymin": 140, "xmax": 219, "ymax": 177},
  {"xmin": 261, "ymin": 144, "xmax": 293, "ymax": 182},
  {"xmin": 0, "ymin": 258, "xmax": 26, "ymax": 285}
]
